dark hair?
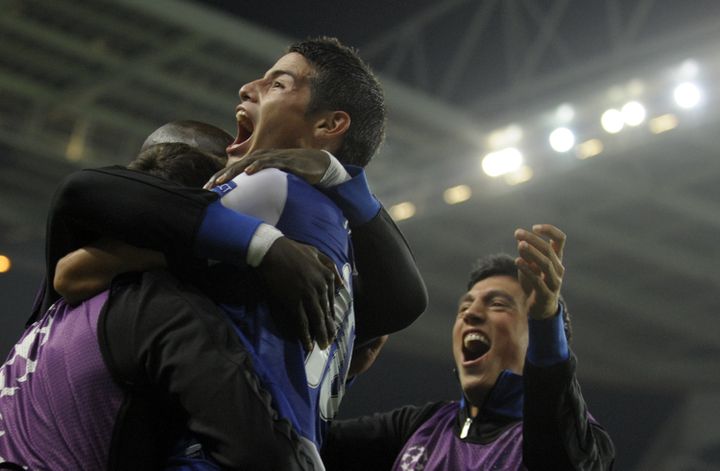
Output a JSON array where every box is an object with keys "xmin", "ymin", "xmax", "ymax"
[
  {"xmin": 288, "ymin": 37, "xmax": 386, "ymax": 168},
  {"xmin": 141, "ymin": 120, "xmax": 234, "ymax": 159},
  {"xmin": 468, "ymin": 254, "xmax": 572, "ymax": 342},
  {"xmin": 128, "ymin": 143, "xmax": 224, "ymax": 188}
]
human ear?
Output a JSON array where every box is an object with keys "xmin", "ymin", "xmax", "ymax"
[{"xmin": 314, "ymin": 110, "xmax": 350, "ymax": 140}]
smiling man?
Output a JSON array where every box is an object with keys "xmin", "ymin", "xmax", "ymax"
[{"xmin": 322, "ymin": 225, "xmax": 615, "ymax": 470}]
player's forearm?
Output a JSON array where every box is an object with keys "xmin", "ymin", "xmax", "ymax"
[{"xmin": 54, "ymin": 239, "xmax": 166, "ymax": 304}]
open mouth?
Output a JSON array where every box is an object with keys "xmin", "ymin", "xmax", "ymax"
[
  {"xmin": 226, "ymin": 109, "xmax": 254, "ymax": 156},
  {"xmin": 462, "ymin": 331, "xmax": 490, "ymax": 362}
]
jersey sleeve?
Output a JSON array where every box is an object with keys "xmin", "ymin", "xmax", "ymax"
[
  {"xmin": 322, "ymin": 403, "xmax": 444, "ymax": 471},
  {"xmin": 216, "ymin": 168, "xmax": 289, "ymax": 225}
]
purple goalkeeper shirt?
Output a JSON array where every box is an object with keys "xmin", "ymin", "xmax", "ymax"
[{"xmin": 0, "ymin": 292, "xmax": 124, "ymax": 470}]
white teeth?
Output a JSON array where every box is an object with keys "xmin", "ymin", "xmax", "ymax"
[
  {"xmin": 235, "ymin": 110, "xmax": 253, "ymax": 135},
  {"xmin": 463, "ymin": 332, "xmax": 489, "ymax": 349}
]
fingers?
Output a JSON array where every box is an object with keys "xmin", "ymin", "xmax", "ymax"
[
  {"xmin": 300, "ymin": 248, "xmax": 337, "ymax": 351},
  {"xmin": 203, "ymin": 167, "xmax": 229, "ymax": 189},
  {"xmin": 514, "ymin": 226, "xmax": 565, "ymax": 279},
  {"xmin": 316, "ymin": 252, "xmax": 338, "ymax": 345},
  {"xmin": 295, "ymin": 303, "xmax": 314, "ymax": 353},
  {"xmin": 531, "ymin": 224, "xmax": 567, "ymax": 260},
  {"xmin": 516, "ymin": 257, "xmax": 552, "ymax": 295},
  {"xmin": 212, "ymin": 159, "xmax": 254, "ymax": 186},
  {"xmin": 217, "ymin": 149, "xmax": 329, "ymax": 185},
  {"xmin": 514, "ymin": 224, "xmax": 566, "ymax": 319},
  {"xmin": 517, "ymin": 239, "xmax": 562, "ymax": 292},
  {"xmin": 305, "ymin": 292, "xmax": 330, "ymax": 351}
]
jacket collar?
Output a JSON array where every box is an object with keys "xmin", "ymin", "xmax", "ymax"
[{"xmin": 460, "ymin": 369, "xmax": 523, "ymax": 420}]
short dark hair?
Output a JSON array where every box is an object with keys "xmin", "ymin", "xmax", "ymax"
[
  {"xmin": 128, "ymin": 143, "xmax": 224, "ymax": 188},
  {"xmin": 141, "ymin": 120, "xmax": 234, "ymax": 159},
  {"xmin": 467, "ymin": 254, "xmax": 572, "ymax": 342},
  {"xmin": 288, "ymin": 37, "xmax": 386, "ymax": 168}
]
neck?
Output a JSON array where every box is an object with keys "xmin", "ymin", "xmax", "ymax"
[{"xmin": 463, "ymin": 370, "xmax": 525, "ymax": 420}]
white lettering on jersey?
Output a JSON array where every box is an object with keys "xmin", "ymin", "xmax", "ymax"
[
  {"xmin": 0, "ymin": 306, "xmax": 55, "ymax": 398},
  {"xmin": 399, "ymin": 446, "xmax": 428, "ymax": 471},
  {"xmin": 304, "ymin": 263, "xmax": 354, "ymax": 421}
]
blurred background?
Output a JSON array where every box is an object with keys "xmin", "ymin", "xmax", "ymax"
[{"xmin": 1, "ymin": 0, "xmax": 719, "ymax": 468}]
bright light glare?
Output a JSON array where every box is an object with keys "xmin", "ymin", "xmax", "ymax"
[
  {"xmin": 504, "ymin": 166, "xmax": 533, "ymax": 186},
  {"xmin": 649, "ymin": 114, "xmax": 679, "ymax": 134},
  {"xmin": 389, "ymin": 202, "xmax": 416, "ymax": 221},
  {"xmin": 0, "ymin": 255, "xmax": 10, "ymax": 273},
  {"xmin": 621, "ymin": 101, "xmax": 646, "ymax": 126},
  {"xmin": 679, "ymin": 59, "xmax": 699, "ymax": 79},
  {"xmin": 481, "ymin": 148, "xmax": 524, "ymax": 177},
  {"xmin": 555, "ymin": 103, "xmax": 575, "ymax": 123},
  {"xmin": 601, "ymin": 109, "xmax": 624, "ymax": 134},
  {"xmin": 674, "ymin": 82, "xmax": 701, "ymax": 109},
  {"xmin": 576, "ymin": 139, "xmax": 604, "ymax": 159},
  {"xmin": 443, "ymin": 185, "xmax": 472, "ymax": 205},
  {"xmin": 487, "ymin": 125, "xmax": 523, "ymax": 149},
  {"xmin": 549, "ymin": 127, "xmax": 575, "ymax": 152}
]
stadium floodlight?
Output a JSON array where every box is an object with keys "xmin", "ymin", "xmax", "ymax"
[
  {"xmin": 481, "ymin": 148, "xmax": 523, "ymax": 177},
  {"xmin": 601, "ymin": 109, "xmax": 624, "ymax": 134},
  {"xmin": 549, "ymin": 127, "xmax": 576, "ymax": 152},
  {"xmin": 673, "ymin": 82, "xmax": 701, "ymax": 109},
  {"xmin": 504, "ymin": 166, "xmax": 534, "ymax": 186},
  {"xmin": 0, "ymin": 254, "xmax": 11, "ymax": 273},
  {"xmin": 555, "ymin": 103, "xmax": 575, "ymax": 123},
  {"xmin": 576, "ymin": 139, "xmax": 604, "ymax": 159},
  {"xmin": 389, "ymin": 202, "xmax": 416, "ymax": 221},
  {"xmin": 443, "ymin": 185, "xmax": 472, "ymax": 205},
  {"xmin": 648, "ymin": 114, "xmax": 679, "ymax": 134},
  {"xmin": 487, "ymin": 124, "xmax": 523, "ymax": 149},
  {"xmin": 621, "ymin": 101, "xmax": 646, "ymax": 126}
]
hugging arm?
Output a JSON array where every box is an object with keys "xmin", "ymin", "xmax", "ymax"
[{"xmin": 39, "ymin": 166, "xmax": 336, "ymax": 350}]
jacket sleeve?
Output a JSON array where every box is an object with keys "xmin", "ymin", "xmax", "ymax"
[
  {"xmin": 38, "ymin": 166, "xmax": 218, "ymax": 321},
  {"xmin": 99, "ymin": 270, "xmax": 313, "ymax": 471},
  {"xmin": 350, "ymin": 208, "xmax": 428, "ymax": 342},
  {"xmin": 522, "ymin": 354, "xmax": 616, "ymax": 470},
  {"xmin": 322, "ymin": 403, "xmax": 443, "ymax": 471},
  {"xmin": 323, "ymin": 167, "xmax": 428, "ymax": 343}
]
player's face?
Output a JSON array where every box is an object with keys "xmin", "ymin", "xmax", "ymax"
[
  {"xmin": 452, "ymin": 275, "xmax": 528, "ymax": 404},
  {"xmin": 228, "ymin": 53, "xmax": 319, "ymax": 158}
]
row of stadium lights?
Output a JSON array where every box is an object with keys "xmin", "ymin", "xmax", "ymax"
[{"xmin": 389, "ymin": 79, "xmax": 704, "ymax": 222}]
